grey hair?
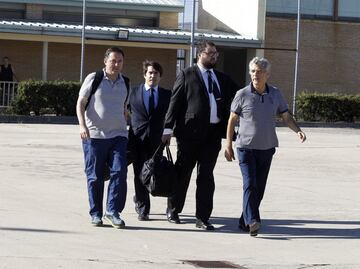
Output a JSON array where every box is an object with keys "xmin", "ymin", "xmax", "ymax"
[{"xmin": 249, "ymin": 57, "xmax": 271, "ymax": 73}]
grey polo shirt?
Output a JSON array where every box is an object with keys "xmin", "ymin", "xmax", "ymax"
[
  {"xmin": 231, "ymin": 83, "xmax": 288, "ymax": 150},
  {"xmin": 79, "ymin": 71, "xmax": 128, "ymax": 139}
]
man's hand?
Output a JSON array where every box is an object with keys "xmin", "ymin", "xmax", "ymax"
[
  {"xmin": 224, "ymin": 145, "xmax": 235, "ymax": 161},
  {"xmin": 162, "ymin": 133, "xmax": 172, "ymax": 145},
  {"xmin": 298, "ymin": 131, "xmax": 306, "ymax": 143},
  {"xmin": 79, "ymin": 125, "xmax": 90, "ymax": 140}
]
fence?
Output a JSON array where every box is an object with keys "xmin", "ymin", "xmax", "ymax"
[{"xmin": 0, "ymin": 81, "xmax": 18, "ymax": 108}]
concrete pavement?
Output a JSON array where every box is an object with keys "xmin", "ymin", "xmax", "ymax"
[{"xmin": 0, "ymin": 124, "xmax": 359, "ymax": 269}]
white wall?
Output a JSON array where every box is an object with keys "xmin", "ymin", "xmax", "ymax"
[{"xmin": 201, "ymin": 0, "xmax": 266, "ymax": 40}]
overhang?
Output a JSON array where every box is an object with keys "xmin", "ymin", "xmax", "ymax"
[{"xmin": 0, "ymin": 20, "xmax": 262, "ymax": 49}]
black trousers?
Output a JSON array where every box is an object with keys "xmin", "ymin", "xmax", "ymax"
[
  {"xmin": 132, "ymin": 136, "xmax": 159, "ymax": 215},
  {"xmin": 167, "ymin": 124, "xmax": 222, "ymax": 222}
]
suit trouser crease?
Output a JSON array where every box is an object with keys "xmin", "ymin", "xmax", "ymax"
[
  {"xmin": 237, "ymin": 148, "xmax": 275, "ymax": 225},
  {"xmin": 82, "ymin": 136, "xmax": 128, "ymax": 218},
  {"xmin": 168, "ymin": 134, "xmax": 221, "ymax": 222}
]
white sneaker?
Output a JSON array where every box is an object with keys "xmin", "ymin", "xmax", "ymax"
[
  {"xmin": 91, "ymin": 216, "xmax": 103, "ymax": 227},
  {"xmin": 104, "ymin": 213, "xmax": 125, "ymax": 229}
]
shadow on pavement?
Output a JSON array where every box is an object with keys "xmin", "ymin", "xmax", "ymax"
[
  {"xmin": 258, "ymin": 219, "xmax": 360, "ymax": 240},
  {"xmin": 117, "ymin": 215, "xmax": 360, "ymax": 239},
  {"xmin": 0, "ymin": 226, "xmax": 76, "ymax": 234}
]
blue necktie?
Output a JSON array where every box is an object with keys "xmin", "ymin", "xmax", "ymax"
[
  {"xmin": 148, "ymin": 88, "xmax": 154, "ymax": 115},
  {"xmin": 207, "ymin": 71, "xmax": 222, "ymax": 119}
]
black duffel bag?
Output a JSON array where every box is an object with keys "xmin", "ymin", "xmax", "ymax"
[{"xmin": 140, "ymin": 143, "xmax": 177, "ymax": 197}]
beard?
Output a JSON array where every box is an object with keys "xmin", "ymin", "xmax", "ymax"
[{"xmin": 201, "ymin": 60, "xmax": 216, "ymax": 69}]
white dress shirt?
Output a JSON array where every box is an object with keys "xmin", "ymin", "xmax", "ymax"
[{"xmin": 197, "ymin": 64, "xmax": 221, "ymax": 124}]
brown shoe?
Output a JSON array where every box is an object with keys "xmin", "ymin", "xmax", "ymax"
[{"xmin": 249, "ymin": 221, "xmax": 260, "ymax": 236}]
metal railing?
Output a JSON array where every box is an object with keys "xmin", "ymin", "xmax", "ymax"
[{"xmin": 0, "ymin": 81, "xmax": 18, "ymax": 107}]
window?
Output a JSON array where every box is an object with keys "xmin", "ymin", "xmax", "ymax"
[
  {"xmin": 267, "ymin": 0, "xmax": 360, "ymax": 21},
  {"xmin": 338, "ymin": 0, "xmax": 360, "ymax": 20},
  {"xmin": 267, "ymin": 0, "xmax": 333, "ymax": 18}
]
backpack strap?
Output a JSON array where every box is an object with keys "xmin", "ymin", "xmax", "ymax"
[
  {"xmin": 84, "ymin": 71, "xmax": 130, "ymax": 111},
  {"xmin": 122, "ymin": 75, "xmax": 130, "ymax": 106},
  {"xmin": 84, "ymin": 70, "xmax": 104, "ymax": 111}
]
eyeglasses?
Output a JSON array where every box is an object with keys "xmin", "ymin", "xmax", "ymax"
[{"xmin": 202, "ymin": 51, "xmax": 219, "ymax": 57}]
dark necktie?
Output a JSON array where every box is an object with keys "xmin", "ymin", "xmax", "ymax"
[
  {"xmin": 207, "ymin": 70, "xmax": 222, "ymax": 119},
  {"xmin": 148, "ymin": 87, "xmax": 154, "ymax": 115}
]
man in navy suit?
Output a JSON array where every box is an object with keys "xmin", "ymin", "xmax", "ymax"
[
  {"xmin": 128, "ymin": 60, "xmax": 171, "ymax": 221},
  {"xmin": 162, "ymin": 40, "xmax": 238, "ymax": 230}
]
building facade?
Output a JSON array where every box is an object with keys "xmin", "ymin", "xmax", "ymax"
[
  {"xmin": 265, "ymin": 0, "xmax": 360, "ymax": 104},
  {"xmin": 2, "ymin": 0, "xmax": 355, "ymax": 107},
  {"xmin": 195, "ymin": 0, "xmax": 360, "ymax": 107},
  {"xmin": 0, "ymin": 0, "xmax": 261, "ymax": 90},
  {"xmin": 0, "ymin": 0, "xmax": 183, "ymax": 88}
]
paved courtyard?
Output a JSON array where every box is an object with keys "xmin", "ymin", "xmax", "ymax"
[{"xmin": 0, "ymin": 124, "xmax": 359, "ymax": 269}]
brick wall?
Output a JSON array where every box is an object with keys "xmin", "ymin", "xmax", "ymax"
[
  {"xmin": 159, "ymin": 12, "xmax": 178, "ymax": 29},
  {"xmin": 0, "ymin": 40, "xmax": 43, "ymax": 81},
  {"xmin": 264, "ymin": 17, "xmax": 360, "ymax": 106},
  {"xmin": 0, "ymin": 41, "xmax": 177, "ymax": 89}
]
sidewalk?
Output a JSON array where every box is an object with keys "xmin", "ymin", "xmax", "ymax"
[{"xmin": 0, "ymin": 124, "xmax": 359, "ymax": 269}]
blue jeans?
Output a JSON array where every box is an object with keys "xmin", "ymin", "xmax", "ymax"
[
  {"xmin": 82, "ymin": 136, "xmax": 128, "ymax": 218},
  {"xmin": 237, "ymin": 148, "xmax": 275, "ymax": 225}
]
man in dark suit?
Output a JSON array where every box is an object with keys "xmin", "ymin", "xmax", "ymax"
[
  {"xmin": 128, "ymin": 60, "xmax": 171, "ymax": 221},
  {"xmin": 162, "ymin": 40, "xmax": 238, "ymax": 230}
]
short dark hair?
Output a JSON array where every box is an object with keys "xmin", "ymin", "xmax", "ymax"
[
  {"xmin": 196, "ymin": 40, "xmax": 216, "ymax": 56},
  {"xmin": 142, "ymin": 60, "xmax": 163, "ymax": 77},
  {"xmin": 104, "ymin": 47, "xmax": 125, "ymax": 60}
]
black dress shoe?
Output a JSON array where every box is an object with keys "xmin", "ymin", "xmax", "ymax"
[
  {"xmin": 138, "ymin": 214, "xmax": 149, "ymax": 221},
  {"xmin": 166, "ymin": 209, "xmax": 181, "ymax": 224},
  {"xmin": 195, "ymin": 219, "xmax": 215, "ymax": 230},
  {"xmin": 133, "ymin": 195, "xmax": 140, "ymax": 214},
  {"xmin": 238, "ymin": 222, "xmax": 250, "ymax": 232}
]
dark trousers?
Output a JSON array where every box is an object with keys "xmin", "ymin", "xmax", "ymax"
[
  {"xmin": 168, "ymin": 124, "xmax": 222, "ymax": 222},
  {"xmin": 132, "ymin": 136, "xmax": 160, "ymax": 215},
  {"xmin": 82, "ymin": 136, "xmax": 128, "ymax": 218},
  {"xmin": 237, "ymin": 148, "xmax": 275, "ymax": 226}
]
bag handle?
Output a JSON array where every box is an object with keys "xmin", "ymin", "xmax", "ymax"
[
  {"xmin": 150, "ymin": 143, "xmax": 174, "ymax": 163},
  {"xmin": 150, "ymin": 142, "xmax": 166, "ymax": 160},
  {"xmin": 165, "ymin": 144, "xmax": 174, "ymax": 164}
]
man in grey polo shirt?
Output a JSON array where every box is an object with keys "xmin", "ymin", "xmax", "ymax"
[
  {"xmin": 225, "ymin": 57, "xmax": 306, "ymax": 236},
  {"xmin": 76, "ymin": 47, "xmax": 129, "ymax": 229}
]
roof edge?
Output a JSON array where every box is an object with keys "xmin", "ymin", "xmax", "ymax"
[
  {"xmin": 1, "ymin": 0, "xmax": 184, "ymax": 12},
  {"xmin": 0, "ymin": 20, "xmax": 262, "ymax": 48}
]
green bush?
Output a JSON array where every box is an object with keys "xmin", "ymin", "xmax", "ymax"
[
  {"xmin": 296, "ymin": 92, "xmax": 360, "ymax": 122},
  {"xmin": 8, "ymin": 80, "xmax": 80, "ymax": 116}
]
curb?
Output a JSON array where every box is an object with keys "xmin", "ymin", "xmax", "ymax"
[
  {"xmin": 277, "ymin": 121, "xmax": 360, "ymax": 129},
  {"xmin": 0, "ymin": 115, "xmax": 77, "ymax": 124},
  {"xmin": 0, "ymin": 115, "xmax": 359, "ymax": 128}
]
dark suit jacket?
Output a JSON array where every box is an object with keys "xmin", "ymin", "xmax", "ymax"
[
  {"xmin": 164, "ymin": 65, "xmax": 238, "ymax": 140},
  {"xmin": 129, "ymin": 84, "xmax": 171, "ymax": 149}
]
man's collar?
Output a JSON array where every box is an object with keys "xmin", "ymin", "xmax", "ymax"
[
  {"xmin": 197, "ymin": 63, "xmax": 214, "ymax": 74},
  {"xmin": 103, "ymin": 69, "xmax": 122, "ymax": 81},
  {"xmin": 250, "ymin": 83, "xmax": 269, "ymax": 95},
  {"xmin": 144, "ymin": 84, "xmax": 158, "ymax": 91}
]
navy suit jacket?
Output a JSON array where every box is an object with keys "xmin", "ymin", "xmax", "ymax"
[{"xmin": 129, "ymin": 83, "xmax": 171, "ymax": 148}]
